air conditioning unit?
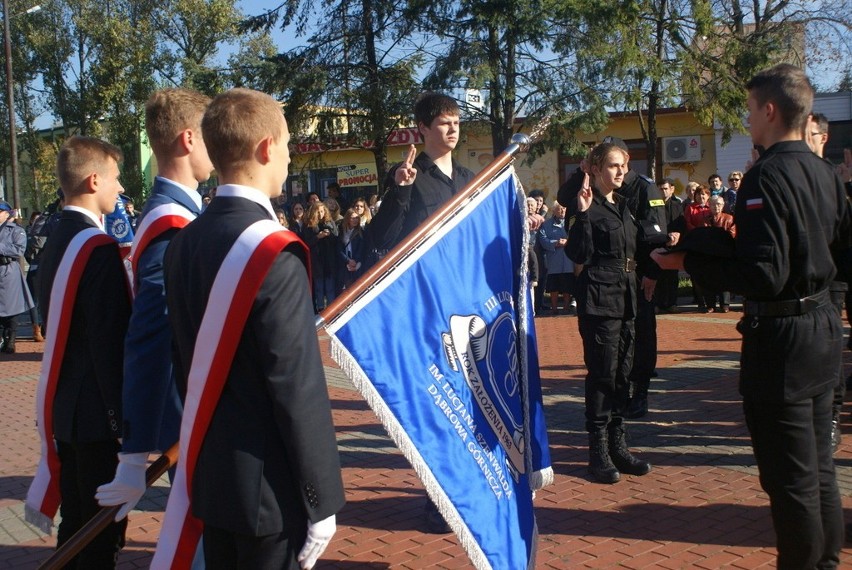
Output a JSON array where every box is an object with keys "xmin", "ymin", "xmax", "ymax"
[{"xmin": 663, "ymin": 136, "xmax": 702, "ymax": 162}]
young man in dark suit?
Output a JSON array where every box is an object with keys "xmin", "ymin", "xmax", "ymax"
[
  {"xmin": 29, "ymin": 136, "xmax": 132, "ymax": 567},
  {"xmin": 97, "ymin": 88, "xmax": 213, "ymax": 522},
  {"xmin": 157, "ymin": 88, "xmax": 345, "ymax": 569}
]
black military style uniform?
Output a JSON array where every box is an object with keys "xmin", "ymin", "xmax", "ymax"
[
  {"xmin": 368, "ymin": 152, "xmax": 474, "ymax": 253},
  {"xmin": 567, "ymin": 191, "xmax": 637, "ymax": 430},
  {"xmin": 559, "ymin": 166, "xmax": 667, "ymax": 418},
  {"xmin": 617, "ymin": 171, "xmax": 667, "ymax": 417},
  {"xmin": 567, "ymin": 191, "xmax": 651, "ymax": 484},
  {"xmin": 684, "ymin": 140, "xmax": 852, "ymax": 569}
]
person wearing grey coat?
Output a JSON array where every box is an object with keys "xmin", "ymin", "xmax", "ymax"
[
  {"xmin": 538, "ymin": 202, "xmax": 576, "ymax": 314},
  {"xmin": 0, "ymin": 201, "xmax": 35, "ymax": 353}
]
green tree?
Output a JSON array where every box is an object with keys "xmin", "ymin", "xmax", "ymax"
[
  {"xmin": 153, "ymin": 0, "xmax": 242, "ymax": 94},
  {"xmin": 243, "ymin": 0, "xmax": 423, "ymax": 184},
  {"xmin": 839, "ymin": 70, "xmax": 852, "ymax": 92},
  {"xmin": 0, "ymin": 0, "xmax": 50, "ymax": 210}
]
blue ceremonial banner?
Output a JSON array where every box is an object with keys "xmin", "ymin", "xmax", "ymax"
[
  {"xmin": 328, "ymin": 166, "xmax": 551, "ymax": 570},
  {"xmin": 105, "ymin": 195, "xmax": 134, "ymax": 247}
]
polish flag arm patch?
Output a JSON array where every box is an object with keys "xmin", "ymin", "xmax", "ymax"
[{"xmin": 746, "ymin": 198, "xmax": 763, "ymax": 211}]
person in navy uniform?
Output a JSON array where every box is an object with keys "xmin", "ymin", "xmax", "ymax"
[
  {"xmin": 566, "ymin": 141, "xmax": 652, "ymax": 485},
  {"xmin": 0, "ymin": 202, "xmax": 34, "ymax": 353},
  {"xmin": 97, "ymin": 88, "xmax": 213, "ymax": 521},
  {"xmin": 653, "ymin": 64, "xmax": 851, "ymax": 569}
]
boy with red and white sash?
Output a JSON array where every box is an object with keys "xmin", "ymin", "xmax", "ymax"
[
  {"xmin": 97, "ymin": 89, "xmax": 213, "ymax": 523},
  {"xmin": 153, "ymin": 88, "xmax": 344, "ymax": 570},
  {"xmin": 25, "ymin": 136, "xmax": 132, "ymax": 567}
]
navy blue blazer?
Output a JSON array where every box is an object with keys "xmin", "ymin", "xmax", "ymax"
[{"xmin": 121, "ymin": 178, "xmax": 202, "ymax": 453}]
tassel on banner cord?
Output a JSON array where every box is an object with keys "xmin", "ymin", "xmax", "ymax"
[{"xmin": 24, "ymin": 505, "xmax": 54, "ymax": 535}]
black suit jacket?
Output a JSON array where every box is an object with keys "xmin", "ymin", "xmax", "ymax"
[
  {"xmin": 37, "ymin": 210, "xmax": 130, "ymax": 443},
  {"xmin": 164, "ymin": 195, "xmax": 345, "ymax": 536}
]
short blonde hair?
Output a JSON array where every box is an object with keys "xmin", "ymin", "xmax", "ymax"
[
  {"xmin": 56, "ymin": 136, "xmax": 123, "ymax": 197},
  {"xmin": 145, "ymin": 88, "xmax": 210, "ymax": 156},
  {"xmin": 202, "ymin": 88, "xmax": 286, "ymax": 175}
]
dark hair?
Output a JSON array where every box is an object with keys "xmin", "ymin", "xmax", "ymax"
[
  {"xmin": 810, "ymin": 112, "xmax": 829, "ymax": 135},
  {"xmin": 414, "ymin": 92, "xmax": 460, "ymax": 128},
  {"xmin": 529, "ymin": 189, "xmax": 545, "ymax": 198},
  {"xmin": 658, "ymin": 177, "xmax": 675, "ymax": 187},
  {"xmin": 588, "ymin": 142, "xmax": 628, "ymax": 171},
  {"xmin": 746, "ymin": 64, "xmax": 813, "ymax": 133},
  {"xmin": 708, "ymin": 174, "xmax": 722, "ymax": 183}
]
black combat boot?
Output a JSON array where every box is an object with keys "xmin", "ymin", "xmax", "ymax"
[
  {"xmin": 2, "ymin": 326, "xmax": 16, "ymax": 354},
  {"xmin": 608, "ymin": 424, "xmax": 651, "ymax": 476},
  {"xmin": 588, "ymin": 431, "xmax": 620, "ymax": 484},
  {"xmin": 831, "ymin": 405, "xmax": 842, "ymax": 453},
  {"xmin": 625, "ymin": 382, "xmax": 648, "ymax": 419}
]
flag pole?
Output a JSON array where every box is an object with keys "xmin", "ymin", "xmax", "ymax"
[
  {"xmin": 37, "ymin": 445, "xmax": 179, "ymax": 570},
  {"xmin": 315, "ymin": 123, "xmax": 547, "ymax": 332}
]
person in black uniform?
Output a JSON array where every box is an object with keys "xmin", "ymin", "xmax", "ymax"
[
  {"xmin": 558, "ymin": 138, "xmax": 668, "ymax": 420},
  {"xmin": 653, "ymin": 64, "xmax": 851, "ymax": 569},
  {"xmin": 37, "ymin": 136, "xmax": 131, "ymax": 567},
  {"xmin": 655, "ymin": 178, "xmax": 684, "ymax": 313},
  {"xmin": 366, "ymin": 92, "xmax": 473, "ymax": 533},
  {"xmin": 805, "ymin": 112, "xmax": 848, "ymax": 454},
  {"xmin": 566, "ymin": 141, "xmax": 652, "ymax": 484},
  {"xmin": 368, "ymin": 93, "xmax": 473, "ymax": 256}
]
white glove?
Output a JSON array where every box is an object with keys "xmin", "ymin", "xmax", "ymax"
[
  {"xmin": 95, "ymin": 452, "xmax": 149, "ymax": 521},
  {"xmin": 297, "ymin": 514, "xmax": 336, "ymax": 569}
]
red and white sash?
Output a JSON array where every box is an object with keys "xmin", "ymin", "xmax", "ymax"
[
  {"xmin": 151, "ymin": 220, "xmax": 308, "ymax": 569},
  {"xmin": 127, "ymin": 204, "xmax": 196, "ymax": 294},
  {"xmin": 25, "ymin": 228, "xmax": 120, "ymax": 533}
]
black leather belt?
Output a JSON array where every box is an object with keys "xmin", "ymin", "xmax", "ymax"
[
  {"xmin": 593, "ymin": 258, "xmax": 636, "ymax": 272},
  {"xmin": 743, "ymin": 289, "xmax": 830, "ymax": 317}
]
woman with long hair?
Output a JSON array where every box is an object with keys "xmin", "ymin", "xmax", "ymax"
[
  {"xmin": 289, "ymin": 202, "xmax": 306, "ymax": 239},
  {"xmin": 304, "ymin": 201, "xmax": 339, "ymax": 311},
  {"xmin": 352, "ymin": 197, "xmax": 372, "ymax": 227},
  {"xmin": 566, "ymin": 141, "xmax": 652, "ymax": 485},
  {"xmin": 337, "ymin": 208, "xmax": 365, "ymax": 292}
]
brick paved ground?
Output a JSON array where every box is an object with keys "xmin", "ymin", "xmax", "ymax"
[{"xmin": 2, "ymin": 305, "xmax": 852, "ymax": 569}]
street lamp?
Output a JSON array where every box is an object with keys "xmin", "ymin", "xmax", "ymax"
[{"xmin": 2, "ymin": 2, "xmax": 41, "ymax": 214}]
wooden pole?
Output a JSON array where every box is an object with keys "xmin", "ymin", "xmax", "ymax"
[{"xmin": 37, "ymin": 444, "xmax": 179, "ymax": 570}]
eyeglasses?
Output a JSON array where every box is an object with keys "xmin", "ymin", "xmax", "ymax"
[{"xmin": 729, "ymin": 178, "xmax": 741, "ymax": 182}]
